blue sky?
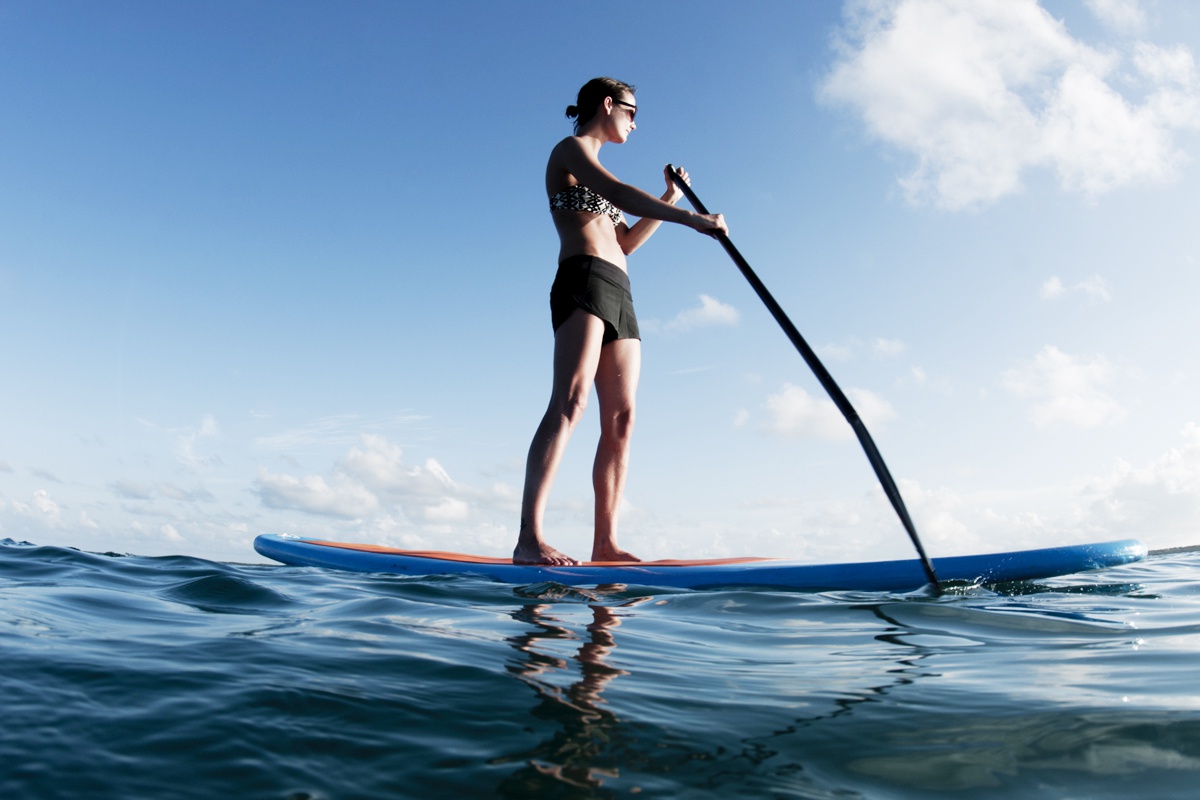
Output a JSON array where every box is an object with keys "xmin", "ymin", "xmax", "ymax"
[{"xmin": 3, "ymin": 0, "xmax": 1199, "ymax": 564}]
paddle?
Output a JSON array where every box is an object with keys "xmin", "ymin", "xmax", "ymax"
[{"xmin": 667, "ymin": 166, "xmax": 940, "ymax": 590}]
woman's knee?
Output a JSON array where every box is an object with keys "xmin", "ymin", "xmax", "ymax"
[
  {"xmin": 602, "ymin": 404, "xmax": 636, "ymax": 441},
  {"xmin": 551, "ymin": 385, "xmax": 591, "ymax": 427}
]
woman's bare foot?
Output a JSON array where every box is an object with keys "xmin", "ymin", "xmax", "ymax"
[
  {"xmin": 513, "ymin": 517, "xmax": 578, "ymax": 566},
  {"xmin": 513, "ymin": 536, "xmax": 578, "ymax": 566},
  {"xmin": 590, "ymin": 545, "xmax": 640, "ymax": 563}
]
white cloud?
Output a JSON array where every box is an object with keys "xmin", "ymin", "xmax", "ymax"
[
  {"xmin": 111, "ymin": 480, "xmax": 156, "ymax": 501},
  {"xmin": 424, "ymin": 458, "xmax": 456, "ymax": 489},
  {"xmin": 137, "ymin": 415, "xmax": 223, "ymax": 470},
  {"xmin": 820, "ymin": 0, "xmax": 1200, "ymax": 209},
  {"xmin": 253, "ymin": 434, "xmax": 499, "ymax": 527},
  {"xmin": 1134, "ymin": 41, "xmax": 1198, "ymax": 87},
  {"xmin": 1041, "ymin": 63, "xmax": 1180, "ymax": 195},
  {"xmin": 850, "ymin": 389, "xmax": 899, "ymax": 427},
  {"xmin": 817, "ymin": 337, "xmax": 907, "ymax": 360},
  {"xmin": 159, "ymin": 523, "xmax": 185, "ymax": 543},
  {"xmin": 893, "ymin": 423, "xmax": 1200, "ymax": 554},
  {"xmin": 341, "ymin": 434, "xmax": 457, "ymax": 497},
  {"xmin": 1077, "ymin": 274, "xmax": 1112, "ymax": 301},
  {"xmin": 12, "ymin": 489, "xmax": 63, "ymax": 527},
  {"xmin": 873, "ymin": 337, "xmax": 907, "ymax": 357},
  {"xmin": 110, "ymin": 479, "xmax": 216, "ymax": 504},
  {"xmin": 661, "ymin": 294, "xmax": 739, "ymax": 332},
  {"xmin": 816, "ymin": 342, "xmax": 856, "ymax": 361},
  {"xmin": 1039, "ymin": 274, "xmax": 1111, "ymax": 302},
  {"xmin": 32, "ymin": 489, "xmax": 61, "ymax": 522},
  {"xmin": 254, "ymin": 468, "xmax": 380, "ymax": 518},
  {"xmin": 1084, "ymin": 0, "xmax": 1146, "ymax": 34},
  {"xmin": 253, "ymin": 413, "xmax": 428, "ymax": 451},
  {"xmin": 239, "ymin": 433, "xmax": 534, "ymax": 556},
  {"xmin": 895, "ymin": 365, "xmax": 954, "ymax": 395},
  {"xmin": 698, "ymin": 418, "xmax": 1200, "ymax": 560},
  {"xmin": 424, "ymin": 497, "xmax": 470, "ymax": 522},
  {"xmin": 1040, "ymin": 276, "xmax": 1067, "ymax": 299},
  {"xmin": 341, "ymin": 433, "xmax": 408, "ymax": 486},
  {"xmin": 1076, "ymin": 424, "xmax": 1200, "ymax": 543},
  {"xmin": 764, "ymin": 383, "xmax": 896, "ymax": 439},
  {"xmin": 160, "ymin": 484, "xmax": 217, "ymax": 503},
  {"xmin": 176, "ymin": 414, "xmax": 221, "ymax": 469},
  {"xmin": 1002, "ymin": 345, "xmax": 1126, "ymax": 428}
]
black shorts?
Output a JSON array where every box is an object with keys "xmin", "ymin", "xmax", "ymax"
[{"xmin": 549, "ymin": 255, "xmax": 641, "ymax": 344}]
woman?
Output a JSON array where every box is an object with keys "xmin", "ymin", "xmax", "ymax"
[{"xmin": 514, "ymin": 77, "xmax": 728, "ymax": 566}]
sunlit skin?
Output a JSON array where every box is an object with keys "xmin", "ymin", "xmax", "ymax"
[{"xmin": 514, "ymin": 89, "xmax": 728, "ymax": 566}]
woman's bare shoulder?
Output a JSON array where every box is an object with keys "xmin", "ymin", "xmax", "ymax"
[
  {"xmin": 546, "ymin": 137, "xmax": 579, "ymax": 192},
  {"xmin": 548, "ymin": 136, "xmax": 614, "ymax": 193},
  {"xmin": 548, "ymin": 135, "xmax": 587, "ymax": 162}
]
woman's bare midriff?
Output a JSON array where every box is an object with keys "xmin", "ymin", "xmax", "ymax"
[{"xmin": 551, "ymin": 211, "xmax": 628, "ymax": 271}]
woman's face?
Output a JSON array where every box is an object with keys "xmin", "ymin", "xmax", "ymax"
[{"xmin": 609, "ymin": 93, "xmax": 637, "ymax": 142}]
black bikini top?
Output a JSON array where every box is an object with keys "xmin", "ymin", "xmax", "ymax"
[{"xmin": 549, "ymin": 184, "xmax": 626, "ymax": 228}]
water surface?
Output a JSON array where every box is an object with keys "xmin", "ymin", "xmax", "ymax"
[{"xmin": 3, "ymin": 539, "xmax": 1198, "ymax": 798}]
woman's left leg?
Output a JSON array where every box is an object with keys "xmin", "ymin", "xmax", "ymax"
[
  {"xmin": 515, "ymin": 310, "xmax": 607, "ymax": 565},
  {"xmin": 591, "ymin": 337, "xmax": 642, "ymax": 562}
]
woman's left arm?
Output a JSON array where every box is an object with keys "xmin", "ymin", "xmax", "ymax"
[{"xmin": 616, "ymin": 165, "xmax": 689, "ymax": 255}]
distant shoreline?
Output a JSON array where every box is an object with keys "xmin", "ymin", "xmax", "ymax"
[{"xmin": 1149, "ymin": 544, "xmax": 1200, "ymax": 555}]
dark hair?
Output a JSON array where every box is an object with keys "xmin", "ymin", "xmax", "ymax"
[{"xmin": 565, "ymin": 77, "xmax": 636, "ymax": 133}]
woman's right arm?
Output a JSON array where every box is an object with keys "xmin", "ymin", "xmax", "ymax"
[{"xmin": 552, "ymin": 138, "xmax": 726, "ymax": 236}]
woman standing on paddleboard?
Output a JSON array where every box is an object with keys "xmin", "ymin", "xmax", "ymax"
[{"xmin": 514, "ymin": 77, "xmax": 728, "ymax": 566}]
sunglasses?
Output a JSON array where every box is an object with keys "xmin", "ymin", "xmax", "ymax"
[{"xmin": 613, "ymin": 99, "xmax": 637, "ymax": 122}]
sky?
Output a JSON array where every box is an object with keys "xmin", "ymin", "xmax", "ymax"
[{"xmin": 2, "ymin": 0, "xmax": 1199, "ymax": 565}]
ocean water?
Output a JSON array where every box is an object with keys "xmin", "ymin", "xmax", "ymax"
[{"xmin": 2, "ymin": 539, "xmax": 1199, "ymax": 799}]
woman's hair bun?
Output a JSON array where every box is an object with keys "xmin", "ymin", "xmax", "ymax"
[{"xmin": 565, "ymin": 104, "xmax": 579, "ymax": 119}]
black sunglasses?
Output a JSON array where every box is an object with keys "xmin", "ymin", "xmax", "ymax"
[{"xmin": 613, "ymin": 99, "xmax": 637, "ymax": 121}]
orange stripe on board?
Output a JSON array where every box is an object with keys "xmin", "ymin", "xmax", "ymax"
[{"xmin": 307, "ymin": 540, "xmax": 773, "ymax": 567}]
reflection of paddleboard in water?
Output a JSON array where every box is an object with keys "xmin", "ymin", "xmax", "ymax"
[{"xmin": 253, "ymin": 535, "xmax": 1147, "ymax": 591}]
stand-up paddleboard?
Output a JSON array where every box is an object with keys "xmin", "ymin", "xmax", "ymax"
[{"xmin": 253, "ymin": 535, "xmax": 1147, "ymax": 591}]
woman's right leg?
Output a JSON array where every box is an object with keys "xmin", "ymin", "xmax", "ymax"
[{"xmin": 514, "ymin": 309, "xmax": 607, "ymax": 565}]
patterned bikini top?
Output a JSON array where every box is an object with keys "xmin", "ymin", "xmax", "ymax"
[{"xmin": 548, "ymin": 184, "xmax": 626, "ymax": 228}]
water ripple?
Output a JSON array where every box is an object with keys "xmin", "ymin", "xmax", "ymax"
[{"xmin": 3, "ymin": 540, "xmax": 1200, "ymax": 798}]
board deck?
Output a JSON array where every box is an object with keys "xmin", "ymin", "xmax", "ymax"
[{"xmin": 253, "ymin": 534, "xmax": 1147, "ymax": 591}]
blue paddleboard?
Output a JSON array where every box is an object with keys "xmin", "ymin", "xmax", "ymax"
[{"xmin": 252, "ymin": 534, "xmax": 1146, "ymax": 591}]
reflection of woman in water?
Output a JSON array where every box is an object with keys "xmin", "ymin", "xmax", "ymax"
[
  {"xmin": 499, "ymin": 597, "xmax": 637, "ymax": 793},
  {"xmin": 514, "ymin": 77, "xmax": 727, "ymax": 567}
]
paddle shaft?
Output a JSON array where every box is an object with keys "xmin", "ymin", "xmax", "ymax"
[{"xmin": 667, "ymin": 166, "xmax": 940, "ymax": 589}]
